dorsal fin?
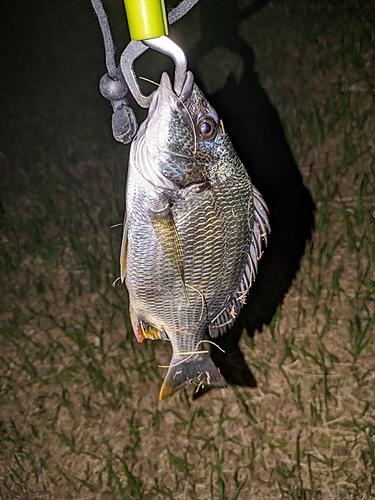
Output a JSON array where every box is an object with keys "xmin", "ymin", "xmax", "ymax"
[{"xmin": 208, "ymin": 185, "xmax": 270, "ymax": 338}]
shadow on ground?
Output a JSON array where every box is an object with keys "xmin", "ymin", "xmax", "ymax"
[{"xmin": 187, "ymin": 0, "xmax": 315, "ymax": 395}]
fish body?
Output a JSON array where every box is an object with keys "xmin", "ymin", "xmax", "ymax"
[{"xmin": 121, "ymin": 71, "xmax": 269, "ymax": 399}]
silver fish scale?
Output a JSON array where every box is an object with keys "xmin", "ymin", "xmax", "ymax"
[
  {"xmin": 124, "ymin": 171, "xmax": 180, "ymax": 326},
  {"xmin": 121, "ymin": 72, "xmax": 269, "ymax": 398},
  {"xmin": 125, "ymin": 148, "xmax": 253, "ymax": 356},
  {"xmin": 175, "ymin": 182, "xmax": 252, "ymax": 347}
]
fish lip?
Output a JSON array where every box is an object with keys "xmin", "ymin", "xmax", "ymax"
[
  {"xmin": 137, "ymin": 71, "xmax": 194, "ymax": 137},
  {"xmin": 159, "ymin": 71, "xmax": 194, "ymax": 106}
]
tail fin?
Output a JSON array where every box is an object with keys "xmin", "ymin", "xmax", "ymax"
[{"xmin": 159, "ymin": 353, "xmax": 227, "ymax": 400}]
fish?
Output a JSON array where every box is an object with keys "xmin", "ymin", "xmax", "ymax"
[{"xmin": 120, "ymin": 70, "xmax": 269, "ymax": 400}]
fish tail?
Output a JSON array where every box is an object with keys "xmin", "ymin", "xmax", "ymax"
[{"xmin": 159, "ymin": 352, "xmax": 227, "ymax": 400}]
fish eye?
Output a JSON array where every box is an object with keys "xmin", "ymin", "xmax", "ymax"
[{"xmin": 197, "ymin": 116, "xmax": 217, "ymax": 141}]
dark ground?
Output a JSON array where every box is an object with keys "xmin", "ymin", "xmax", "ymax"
[{"xmin": 1, "ymin": 1, "xmax": 374, "ymax": 499}]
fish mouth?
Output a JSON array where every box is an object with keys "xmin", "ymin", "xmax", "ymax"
[
  {"xmin": 137, "ymin": 71, "xmax": 194, "ymax": 143},
  {"xmin": 144, "ymin": 70, "xmax": 197, "ymax": 165},
  {"xmin": 159, "ymin": 70, "xmax": 195, "ymax": 105},
  {"xmin": 146, "ymin": 70, "xmax": 194, "ymax": 122}
]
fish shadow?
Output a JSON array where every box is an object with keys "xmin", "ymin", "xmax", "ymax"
[{"xmin": 188, "ymin": 0, "xmax": 315, "ymax": 398}]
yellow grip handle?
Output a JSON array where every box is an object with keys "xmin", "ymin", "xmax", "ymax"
[{"xmin": 124, "ymin": 0, "xmax": 169, "ymax": 40}]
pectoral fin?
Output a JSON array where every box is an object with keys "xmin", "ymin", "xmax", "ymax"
[
  {"xmin": 149, "ymin": 205, "xmax": 186, "ymax": 290},
  {"xmin": 120, "ymin": 215, "xmax": 129, "ymax": 283}
]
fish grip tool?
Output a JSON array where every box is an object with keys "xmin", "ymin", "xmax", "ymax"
[{"xmin": 90, "ymin": 0, "xmax": 200, "ymax": 143}]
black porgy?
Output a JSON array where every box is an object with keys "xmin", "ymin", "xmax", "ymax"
[{"xmin": 120, "ymin": 71, "xmax": 270, "ymax": 400}]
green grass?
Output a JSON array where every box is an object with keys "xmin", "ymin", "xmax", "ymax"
[{"xmin": 1, "ymin": 0, "xmax": 375, "ymax": 498}]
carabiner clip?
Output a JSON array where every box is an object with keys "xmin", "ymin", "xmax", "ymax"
[{"xmin": 120, "ymin": 36, "xmax": 188, "ymax": 108}]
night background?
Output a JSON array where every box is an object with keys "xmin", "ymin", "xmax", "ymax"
[{"xmin": 1, "ymin": 0, "xmax": 375, "ymax": 498}]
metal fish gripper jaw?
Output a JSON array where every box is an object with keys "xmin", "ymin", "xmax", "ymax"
[
  {"xmin": 120, "ymin": 36, "xmax": 188, "ymax": 109},
  {"xmin": 91, "ymin": 0, "xmax": 198, "ymax": 143}
]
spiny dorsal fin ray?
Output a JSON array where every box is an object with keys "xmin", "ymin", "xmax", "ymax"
[{"xmin": 208, "ymin": 185, "xmax": 270, "ymax": 338}]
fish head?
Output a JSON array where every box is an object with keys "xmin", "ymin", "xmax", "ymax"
[{"xmin": 136, "ymin": 71, "xmax": 228, "ymax": 189}]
